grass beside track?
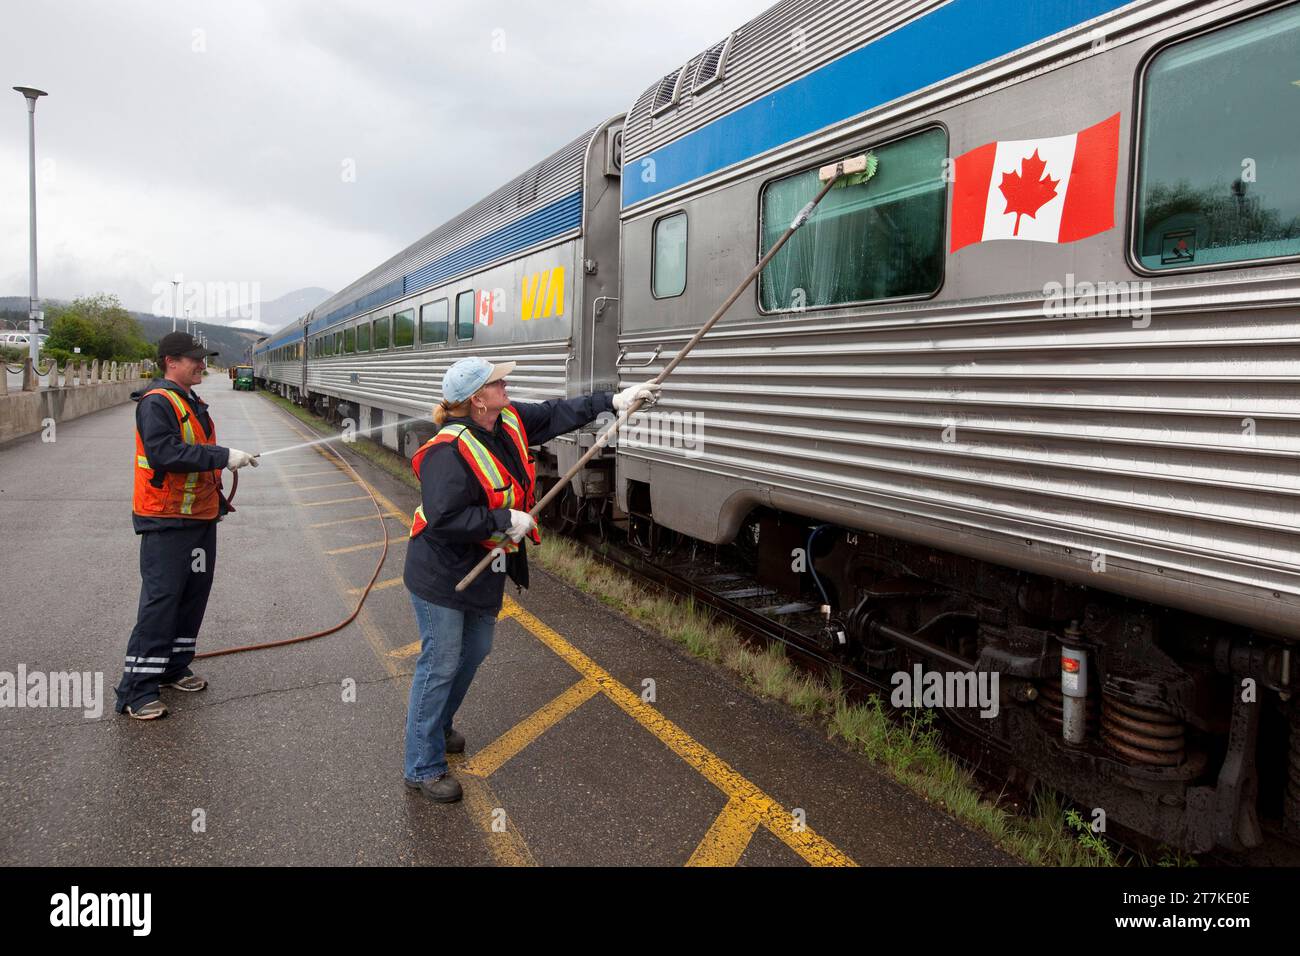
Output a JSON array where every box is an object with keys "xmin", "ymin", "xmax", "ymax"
[{"xmin": 256, "ymin": 389, "xmax": 1189, "ymax": 867}]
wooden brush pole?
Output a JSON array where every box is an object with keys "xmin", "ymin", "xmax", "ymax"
[{"xmin": 455, "ymin": 169, "xmax": 846, "ymax": 592}]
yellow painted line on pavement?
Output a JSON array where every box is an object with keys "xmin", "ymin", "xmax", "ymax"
[
  {"xmin": 501, "ymin": 597, "xmax": 856, "ymax": 867},
  {"xmin": 300, "ymin": 494, "xmax": 371, "ymax": 508},
  {"xmin": 461, "ymin": 679, "xmax": 599, "ymax": 779},
  {"xmin": 297, "ymin": 480, "xmax": 359, "ymax": 492},
  {"xmin": 388, "ymin": 640, "xmax": 421, "ymax": 659},
  {"xmin": 326, "ymin": 540, "xmax": 388, "ymax": 555},
  {"xmin": 272, "ymin": 468, "xmax": 342, "ymax": 479},
  {"xmin": 449, "ymin": 755, "xmax": 538, "ymax": 867},
  {"xmin": 348, "ymin": 575, "xmax": 403, "ymax": 595},
  {"xmin": 309, "ymin": 512, "xmax": 403, "ymax": 528},
  {"xmin": 687, "ymin": 796, "xmax": 764, "ymax": 867}
]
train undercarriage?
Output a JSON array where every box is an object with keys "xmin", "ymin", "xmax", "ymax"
[{"xmin": 558, "ymin": 467, "xmax": 1300, "ymax": 857}]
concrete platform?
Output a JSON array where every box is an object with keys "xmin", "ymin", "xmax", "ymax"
[{"xmin": 0, "ymin": 381, "xmax": 1015, "ymax": 866}]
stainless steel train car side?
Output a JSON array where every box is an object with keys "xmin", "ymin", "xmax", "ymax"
[
  {"xmin": 289, "ymin": 117, "xmax": 625, "ymax": 471},
  {"xmin": 253, "ymin": 324, "xmax": 305, "ymax": 399},
  {"xmin": 617, "ymin": 0, "xmax": 1300, "ymax": 640},
  {"xmin": 615, "ymin": 0, "xmax": 1300, "ymax": 850}
]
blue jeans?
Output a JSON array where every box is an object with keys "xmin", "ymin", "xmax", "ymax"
[{"xmin": 404, "ymin": 593, "xmax": 498, "ymax": 782}]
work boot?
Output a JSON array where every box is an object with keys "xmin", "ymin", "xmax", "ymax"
[
  {"xmin": 404, "ymin": 772, "xmax": 463, "ymax": 803},
  {"xmin": 444, "ymin": 727, "xmax": 466, "ymax": 754},
  {"xmin": 161, "ymin": 673, "xmax": 208, "ymax": 692},
  {"xmin": 123, "ymin": 699, "xmax": 168, "ymax": 721}
]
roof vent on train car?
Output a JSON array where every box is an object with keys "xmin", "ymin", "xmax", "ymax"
[
  {"xmin": 516, "ymin": 169, "xmax": 540, "ymax": 207},
  {"xmin": 651, "ymin": 65, "xmax": 686, "ymax": 116},
  {"xmin": 692, "ymin": 34, "xmax": 733, "ymax": 92}
]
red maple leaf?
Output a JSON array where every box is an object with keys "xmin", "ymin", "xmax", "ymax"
[{"xmin": 998, "ymin": 149, "xmax": 1059, "ymax": 236}]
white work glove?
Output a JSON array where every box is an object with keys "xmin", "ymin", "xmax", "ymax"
[
  {"xmin": 612, "ymin": 381, "xmax": 662, "ymax": 412},
  {"xmin": 226, "ymin": 448, "xmax": 260, "ymax": 471},
  {"xmin": 506, "ymin": 509, "xmax": 536, "ymax": 542}
]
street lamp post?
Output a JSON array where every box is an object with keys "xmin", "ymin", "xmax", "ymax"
[
  {"xmin": 14, "ymin": 86, "xmax": 47, "ymax": 369},
  {"xmin": 172, "ymin": 278, "xmax": 181, "ymax": 332}
]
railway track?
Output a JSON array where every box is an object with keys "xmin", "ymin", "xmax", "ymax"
[{"xmin": 546, "ymin": 497, "xmax": 1299, "ymax": 867}]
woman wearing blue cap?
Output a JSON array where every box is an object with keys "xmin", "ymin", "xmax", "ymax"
[{"xmin": 402, "ymin": 356, "xmax": 660, "ymax": 801}]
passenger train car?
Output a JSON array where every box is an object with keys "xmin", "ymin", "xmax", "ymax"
[{"xmin": 256, "ymin": 0, "xmax": 1300, "ymax": 853}]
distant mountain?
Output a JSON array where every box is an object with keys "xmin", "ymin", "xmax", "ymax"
[
  {"xmin": 0, "ymin": 296, "xmax": 262, "ymax": 365},
  {"xmin": 218, "ymin": 287, "xmax": 333, "ymax": 333}
]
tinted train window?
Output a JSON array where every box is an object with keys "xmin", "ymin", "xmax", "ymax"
[
  {"xmin": 759, "ymin": 127, "xmax": 946, "ymax": 311},
  {"xmin": 343, "ymin": 327, "xmax": 355, "ymax": 353},
  {"xmin": 421, "ymin": 299, "xmax": 448, "ymax": 345},
  {"xmin": 652, "ymin": 212, "xmax": 687, "ymax": 298},
  {"xmin": 394, "ymin": 309, "xmax": 415, "ymax": 348},
  {"xmin": 356, "ymin": 322, "xmax": 370, "ymax": 352},
  {"xmin": 373, "ymin": 316, "xmax": 391, "ymax": 350},
  {"xmin": 456, "ymin": 292, "xmax": 475, "ymax": 341},
  {"xmin": 334, "ymin": 331, "xmax": 343, "ymax": 354},
  {"xmin": 1135, "ymin": 5, "xmax": 1300, "ymax": 270}
]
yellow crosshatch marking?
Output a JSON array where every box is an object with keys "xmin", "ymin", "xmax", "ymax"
[
  {"xmin": 461, "ymin": 679, "xmax": 599, "ymax": 779},
  {"xmin": 266, "ymin": 401, "xmax": 856, "ymax": 867},
  {"xmin": 497, "ymin": 597, "xmax": 856, "ymax": 867},
  {"xmin": 686, "ymin": 795, "xmax": 763, "ymax": 867}
]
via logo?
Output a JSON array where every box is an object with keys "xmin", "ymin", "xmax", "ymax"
[{"xmin": 521, "ymin": 266, "xmax": 566, "ymax": 321}]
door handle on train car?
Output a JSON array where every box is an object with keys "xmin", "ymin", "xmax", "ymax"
[{"xmin": 616, "ymin": 344, "xmax": 662, "ymax": 368}]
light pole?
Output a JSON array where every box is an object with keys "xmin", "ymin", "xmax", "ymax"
[
  {"xmin": 172, "ymin": 278, "xmax": 181, "ymax": 332},
  {"xmin": 14, "ymin": 86, "xmax": 47, "ymax": 368}
]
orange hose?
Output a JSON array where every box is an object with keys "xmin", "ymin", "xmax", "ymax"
[{"xmin": 195, "ymin": 423, "xmax": 391, "ymax": 660}]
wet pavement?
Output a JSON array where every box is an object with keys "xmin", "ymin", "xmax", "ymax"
[{"xmin": 0, "ymin": 382, "xmax": 1015, "ymax": 866}]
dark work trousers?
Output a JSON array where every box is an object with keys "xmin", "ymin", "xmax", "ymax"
[{"xmin": 114, "ymin": 520, "xmax": 218, "ymax": 711}]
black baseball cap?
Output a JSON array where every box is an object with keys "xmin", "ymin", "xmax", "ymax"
[{"xmin": 158, "ymin": 331, "xmax": 219, "ymax": 362}]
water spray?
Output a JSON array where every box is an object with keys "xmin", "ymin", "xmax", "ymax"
[{"xmin": 254, "ymin": 414, "xmax": 431, "ymax": 459}]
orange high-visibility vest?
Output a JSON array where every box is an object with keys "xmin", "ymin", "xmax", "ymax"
[
  {"xmin": 409, "ymin": 405, "xmax": 540, "ymax": 552},
  {"xmin": 132, "ymin": 387, "xmax": 222, "ymax": 520}
]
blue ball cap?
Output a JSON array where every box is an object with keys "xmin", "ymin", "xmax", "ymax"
[{"xmin": 442, "ymin": 357, "xmax": 514, "ymax": 404}]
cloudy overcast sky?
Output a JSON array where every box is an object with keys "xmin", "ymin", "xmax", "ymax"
[{"xmin": 2, "ymin": 0, "xmax": 770, "ymax": 323}]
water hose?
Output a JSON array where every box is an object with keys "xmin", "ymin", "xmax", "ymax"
[{"xmin": 195, "ymin": 416, "xmax": 391, "ymax": 660}]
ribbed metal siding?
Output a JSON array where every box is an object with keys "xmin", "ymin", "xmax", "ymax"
[
  {"xmin": 625, "ymin": 0, "xmax": 950, "ymax": 158},
  {"xmin": 617, "ymin": 273, "xmax": 1300, "ymax": 634},
  {"xmin": 304, "ymin": 339, "xmax": 570, "ymax": 418},
  {"xmin": 310, "ymin": 127, "xmax": 597, "ymax": 329}
]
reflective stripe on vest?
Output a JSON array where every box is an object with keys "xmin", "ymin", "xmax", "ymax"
[
  {"xmin": 132, "ymin": 387, "xmax": 221, "ymax": 520},
  {"xmin": 409, "ymin": 405, "xmax": 540, "ymax": 552}
]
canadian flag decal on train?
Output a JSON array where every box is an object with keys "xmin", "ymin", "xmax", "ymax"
[
  {"xmin": 476, "ymin": 288, "xmax": 494, "ymax": 326},
  {"xmin": 949, "ymin": 113, "xmax": 1120, "ymax": 252}
]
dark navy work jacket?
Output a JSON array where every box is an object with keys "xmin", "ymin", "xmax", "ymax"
[
  {"xmin": 403, "ymin": 392, "xmax": 614, "ymax": 614},
  {"xmin": 130, "ymin": 378, "xmax": 231, "ymax": 534}
]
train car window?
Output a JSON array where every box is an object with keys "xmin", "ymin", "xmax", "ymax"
[
  {"xmin": 356, "ymin": 322, "xmax": 370, "ymax": 352},
  {"xmin": 652, "ymin": 212, "xmax": 688, "ymax": 298},
  {"xmin": 1135, "ymin": 5, "xmax": 1300, "ymax": 271},
  {"xmin": 343, "ymin": 326, "xmax": 355, "ymax": 353},
  {"xmin": 759, "ymin": 126, "xmax": 946, "ymax": 312},
  {"xmin": 420, "ymin": 299, "xmax": 449, "ymax": 345},
  {"xmin": 334, "ymin": 331, "xmax": 344, "ymax": 354},
  {"xmin": 456, "ymin": 292, "xmax": 475, "ymax": 341},
  {"xmin": 373, "ymin": 316, "xmax": 391, "ymax": 350},
  {"xmin": 393, "ymin": 309, "xmax": 415, "ymax": 348}
]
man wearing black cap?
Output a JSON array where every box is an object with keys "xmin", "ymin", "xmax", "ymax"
[{"xmin": 114, "ymin": 332, "xmax": 259, "ymax": 720}]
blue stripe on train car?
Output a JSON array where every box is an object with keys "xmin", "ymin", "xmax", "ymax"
[
  {"xmin": 307, "ymin": 187, "xmax": 584, "ymax": 336},
  {"xmin": 621, "ymin": 0, "xmax": 1134, "ymax": 207},
  {"xmin": 402, "ymin": 188, "xmax": 582, "ymax": 298}
]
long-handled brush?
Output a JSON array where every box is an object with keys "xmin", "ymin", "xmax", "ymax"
[{"xmin": 455, "ymin": 152, "xmax": 878, "ymax": 592}]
